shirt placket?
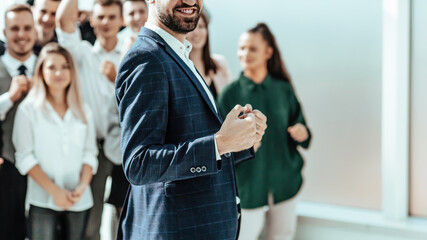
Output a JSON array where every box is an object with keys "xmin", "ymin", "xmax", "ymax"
[{"xmin": 56, "ymin": 119, "xmax": 68, "ymax": 189}]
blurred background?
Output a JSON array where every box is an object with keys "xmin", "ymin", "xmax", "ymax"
[
  {"xmin": 205, "ymin": 0, "xmax": 426, "ymax": 239},
  {"xmin": 1, "ymin": 0, "xmax": 427, "ymax": 239}
]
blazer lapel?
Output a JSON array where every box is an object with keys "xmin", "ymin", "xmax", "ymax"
[
  {"xmin": 165, "ymin": 47, "xmax": 221, "ymax": 122},
  {"xmin": 139, "ymin": 28, "xmax": 222, "ymax": 123}
]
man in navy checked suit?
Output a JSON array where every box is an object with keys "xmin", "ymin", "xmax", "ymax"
[{"xmin": 115, "ymin": 0, "xmax": 267, "ymax": 239}]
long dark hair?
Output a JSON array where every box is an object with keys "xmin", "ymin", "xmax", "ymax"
[
  {"xmin": 248, "ymin": 23, "xmax": 292, "ymax": 83},
  {"xmin": 200, "ymin": 9, "xmax": 217, "ymax": 75}
]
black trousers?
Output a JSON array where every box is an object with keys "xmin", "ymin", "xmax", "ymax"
[
  {"xmin": 29, "ymin": 205, "xmax": 89, "ymax": 240},
  {"xmin": 0, "ymin": 160, "xmax": 27, "ymax": 240}
]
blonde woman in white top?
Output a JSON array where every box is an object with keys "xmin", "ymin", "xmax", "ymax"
[{"xmin": 12, "ymin": 42, "xmax": 98, "ymax": 240}]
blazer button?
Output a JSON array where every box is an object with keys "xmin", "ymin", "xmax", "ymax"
[
  {"xmin": 225, "ymin": 152, "xmax": 231, "ymax": 158},
  {"xmin": 201, "ymin": 166, "xmax": 207, "ymax": 172},
  {"xmin": 190, "ymin": 167, "xmax": 196, "ymax": 173},
  {"xmin": 196, "ymin": 167, "xmax": 202, "ymax": 173}
]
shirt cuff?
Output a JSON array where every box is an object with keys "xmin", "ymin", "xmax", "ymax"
[
  {"xmin": 214, "ymin": 136, "xmax": 221, "ymax": 161},
  {"xmin": 15, "ymin": 155, "xmax": 38, "ymax": 175},
  {"xmin": 0, "ymin": 92, "xmax": 14, "ymax": 121}
]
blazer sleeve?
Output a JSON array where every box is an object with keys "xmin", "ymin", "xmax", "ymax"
[{"xmin": 116, "ymin": 49, "xmax": 220, "ymax": 186}]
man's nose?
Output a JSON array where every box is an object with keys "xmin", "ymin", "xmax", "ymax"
[
  {"xmin": 17, "ymin": 29, "xmax": 26, "ymax": 38},
  {"xmin": 42, "ymin": 13, "xmax": 50, "ymax": 23},
  {"xmin": 182, "ymin": 0, "xmax": 197, "ymax": 6},
  {"xmin": 134, "ymin": 13, "xmax": 141, "ymax": 21}
]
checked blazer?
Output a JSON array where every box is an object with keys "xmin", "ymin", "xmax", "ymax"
[{"xmin": 115, "ymin": 27, "xmax": 254, "ymax": 240}]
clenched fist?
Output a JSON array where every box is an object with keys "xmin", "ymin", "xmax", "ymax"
[
  {"xmin": 100, "ymin": 60, "xmax": 117, "ymax": 83},
  {"xmin": 215, "ymin": 104, "xmax": 267, "ymax": 155},
  {"xmin": 9, "ymin": 75, "xmax": 31, "ymax": 103}
]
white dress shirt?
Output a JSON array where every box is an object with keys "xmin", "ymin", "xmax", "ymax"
[
  {"xmin": 13, "ymin": 100, "xmax": 98, "ymax": 211},
  {"xmin": 0, "ymin": 52, "xmax": 36, "ymax": 120},
  {"xmin": 56, "ymin": 27, "xmax": 120, "ymax": 139},
  {"xmin": 92, "ymin": 38, "xmax": 123, "ymax": 72},
  {"xmin": 117, "ymin": 27, "xmax": 136, "ymax": 44},
  {"xmin": 145, "ymin": 23, "xmax": 221, "ymax": 160}
]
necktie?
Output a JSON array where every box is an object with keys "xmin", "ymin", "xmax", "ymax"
[{"xmin": 18, "ymin": 65, "xmax": 27, "ymax": 76}]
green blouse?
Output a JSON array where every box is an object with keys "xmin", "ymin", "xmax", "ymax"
[{"xmin": 217, "ymin": 73, "xmax": 311, "ymax": 209}]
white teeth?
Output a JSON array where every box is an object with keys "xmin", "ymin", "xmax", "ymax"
[{"xmin": 179, "ymin": 9, "xmax": 194, "ymax": 14}]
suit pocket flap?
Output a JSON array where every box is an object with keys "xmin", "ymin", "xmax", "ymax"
[{"xmin": 164, "ymin": 175, "xmax": 213, "ymax": 197}]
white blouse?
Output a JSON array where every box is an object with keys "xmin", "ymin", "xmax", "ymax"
[{"xmin": 12, "ymin": 100, "xmax": 98, "ymax": 212}]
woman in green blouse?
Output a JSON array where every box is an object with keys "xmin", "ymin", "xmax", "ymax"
[{"xmin": 218, "ymin": 23, "xmax": 311, "ymax": 240}]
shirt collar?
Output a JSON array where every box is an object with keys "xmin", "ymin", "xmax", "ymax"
[
  {"xmin": 1, "ymin": 51, "xmax": 37, "ymax": 77},
  {"xmin": 92, "ymin": 38, "xmax": 122, "ymax": 55},
  {"xmin": 45, "ymin": 101, "xmax": 73, "ymax": 123},
  {"xmin": 239, "ymin": 72, "xmax": 272, "ymax": 91},
  {"xmin": 145, "ymin": 23, "xmax": 193, "ymax": 59}
]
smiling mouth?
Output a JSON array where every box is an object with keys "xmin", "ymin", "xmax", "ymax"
[
  {"xmin": 175, "ymin": 8, "xmax": 197, "ymax": 15},
  {"xmin": 15, "ymin": 40, "xmax": 29, "ymax": 46}
]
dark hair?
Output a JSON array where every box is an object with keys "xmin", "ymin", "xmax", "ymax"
[
  {"xmin": 247, "ymin": 23, "xmax": 292, "ymax": 83},
  {"xmin": 199, "ymin": 9, "xmax": 217, "ymax": 76},
  {"xmin": 4, "ymin": 3, "xmax": 33, "ymax": 23},
  {"xmin": 95, "ymin": 0, "xmax": 123, "ymax": 16}
]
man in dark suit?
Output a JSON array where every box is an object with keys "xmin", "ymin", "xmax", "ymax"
[
  {"xmin": 0, "ymin": 4, "xmax": 37, "ymax": 240},
  {"xmin": 0, "ymin": 40, "xmax": 5, "ymax": 55},
  {"xmin": 115, "ymin": 0, "xmax": 267, "ymax": 239}
]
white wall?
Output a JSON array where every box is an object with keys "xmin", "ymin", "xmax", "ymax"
[
  {"xmin": 207, "ymin": 0, "xmax": 383, "ymax": 209},
  {"xmin": 410, "ymin": 0, "xmax": 427, "ymax": 217}
]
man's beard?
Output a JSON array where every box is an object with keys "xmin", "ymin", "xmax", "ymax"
[
  {"xmin": 10, "ymin": 45, "xmax": 33, "ymax": 57},
  {"xmin": 157, "ymin": 4, "xmax": 201, "ymax": 34}
]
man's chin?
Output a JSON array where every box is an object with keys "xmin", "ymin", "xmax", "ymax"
[
  {"xmin": 99, "ymin": 32, "xmax": 118, "ymax": 39},
  {"xmin": 174, "ymin": 21, "xmax": 198, "ymax": 33},
  {"xmin": 11, "ymin": 49, "xmax": 33, "ymax": 57},
  {"xmin": 42, "ymin": 29, "xmax": 55, "ymax": 35}
]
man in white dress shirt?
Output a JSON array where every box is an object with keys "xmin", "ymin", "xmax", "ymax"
[
  {"xmin": 117, "ymin": 0, "xmax": 148, "ymax": 43},
  {"xmin": 32, "ymin": 0, "xmax": 61, "ymax": 56},
  {"xmin": 55, "ymin": 0, "xmax": 124, "ymax": 239},
  {"xmin": 0, "ymin": 3, "xmax": 37, "ymax": 239}
]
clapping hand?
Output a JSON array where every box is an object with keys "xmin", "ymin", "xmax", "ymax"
[{"xmin": 288, "ymin": 123, "xmax": 309, "ymax": 143}]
